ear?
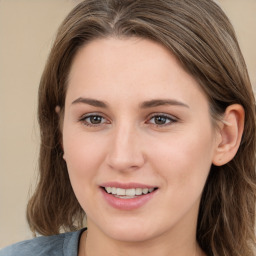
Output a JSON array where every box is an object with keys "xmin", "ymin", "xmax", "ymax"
[
  {"xmin": 212, "ymin": 104, "xmax": 244, "ymax": 166},
  {"xmin": 55, "ymin": 105, "xmax": 61, "ymax": 114}
]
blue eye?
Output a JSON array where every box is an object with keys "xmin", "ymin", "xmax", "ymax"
[{"xmin": 148, "ymin": 114, "xmax": 177, "ymax": 126}]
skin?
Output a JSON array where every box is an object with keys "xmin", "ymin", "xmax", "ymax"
[{"xmin": 61, "ymin": 37, "xmax": 243, "ymax": 256}]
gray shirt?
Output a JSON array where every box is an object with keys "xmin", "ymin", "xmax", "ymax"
[{"xmin": 0, "ymin": 229, "xmax": 85, "ymax": 256}]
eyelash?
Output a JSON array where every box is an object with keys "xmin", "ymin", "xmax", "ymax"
[
  {"xmin": 146, "ymin": 113, "xmax": 178, "ymax": 127},
  {"xmin": 78, "ymin": 113, "xmax": 178, "ymax": 127},
  {"xmin": 79, "ymin": 113, "xmax": 109, "ymax": 127}
]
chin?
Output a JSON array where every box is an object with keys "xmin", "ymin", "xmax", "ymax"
[{"xmin": 99, "ymin": 218, "xmax": 159, "ymax": 243}]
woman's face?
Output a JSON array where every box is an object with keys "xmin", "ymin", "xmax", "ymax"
[{"xmin": 63, "ymin": 38, "xmax": 220, "ymax": 243}]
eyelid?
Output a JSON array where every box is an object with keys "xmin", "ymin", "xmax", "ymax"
[
  {"xmin": 78, "ymin": 112, "xmax": 110, "ymax": 126},
  {"xmin": 146, "ymin": 113, "xmax": 178, "ymax": 126},
  {"xmin": 77, "ymin": 112, "xmax": 178, "ymax": 128}
]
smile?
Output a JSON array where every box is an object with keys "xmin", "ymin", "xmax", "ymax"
[
  {"xmin": 100, "ymin": 183, "xmax": 158, "ymax": 210},
  {"xmin": 104, "ymin": 187, "xmax": 156, "ymax": 198}
]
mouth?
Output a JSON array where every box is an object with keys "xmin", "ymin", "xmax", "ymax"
[
  {"xmin": 100, "ymin": 186, "xmax": 158, "ymax": 199},
  {"xmin": 99, "ymin": 182, "xmax": 159, "ymax": 210}
]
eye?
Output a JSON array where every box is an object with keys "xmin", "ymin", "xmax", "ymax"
[
  {"xmin": 147, "ymin": 114, "xmax": 177, "ymax": 126},
  {"xmin": 79, "ymin": 114, "xmax": 109, "ymax": 127}
]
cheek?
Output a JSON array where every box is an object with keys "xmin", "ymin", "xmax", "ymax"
[
  {"xmin": 150, "ymin": 126, "xmax": 214, "ymax": 191},
  {"xmin": 62, "ymin": 133, "xmax": 105, "ymax": 215},
  {"xmin": 63, "ymin": 128, "xmax": 104, "ymax": 173},
  {"xmin": 62, "ymin": 129, "xmax": 106, "ymax": 199}
]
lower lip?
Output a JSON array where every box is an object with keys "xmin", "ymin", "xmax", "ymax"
[{"xmin": 100, "ymin": 188, "xmax": 157, "ymax": 210}]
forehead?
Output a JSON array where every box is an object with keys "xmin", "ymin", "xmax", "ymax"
[
  {"xmin": 68, "ymin": 37, "xmax": 178, "ymax": 80},
  {"xmin": 66, "ymin": 37, "xmax": 207, "ymax": 108}
]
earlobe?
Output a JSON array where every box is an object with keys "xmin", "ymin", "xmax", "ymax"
[
  {"xmin": 212, "ymin": 104, "xmax": 244, "ymax": 166},
  {"xmin": 55, "ymin": 105, "xmax": 61, "ymax": 114}
]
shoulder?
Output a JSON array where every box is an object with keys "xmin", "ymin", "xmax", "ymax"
[{"xmin": 0, "ymin": 229, "xmax": 86, "ymax": 256}]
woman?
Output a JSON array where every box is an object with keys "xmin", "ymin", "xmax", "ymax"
[{"xmin": 1, "ymin": 0, "xmax": 255, "ymax": 255}]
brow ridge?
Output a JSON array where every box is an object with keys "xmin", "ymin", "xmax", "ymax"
[
  {"xmin": 140, "ymin": 99, "xmax": 189, "ymax": 108},
  {"xmin": 72, "ymin": 97, "xmax": 108, "ymax": 108},
  {"xmin": 71, "ymin": 97, "xmax": 189, "ymax": 109}
]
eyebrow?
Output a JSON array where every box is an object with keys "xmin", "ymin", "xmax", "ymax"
[
  {"xmin": 140, "ymin": 99, "xmax": 189, "ymax": 109},
  {"xmin": 71, "ymin": 97, "xmax": 189, "ymax": 109},
  {"xmin": 72, "ymin": 97, "xmax": 108, "ymax": 108}
]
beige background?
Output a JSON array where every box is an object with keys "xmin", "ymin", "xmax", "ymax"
[{"xmin": 0, "ymin": 0, "xmax": 255, "ymax": 248}]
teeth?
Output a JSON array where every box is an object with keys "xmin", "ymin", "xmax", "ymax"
[
  {"xmin": 116, "ymin": 188, "xmax": 125, "ymax": 196},
  {"xmin": 112, "ymin": 187, "xmax": 117, "ymax": 195},
  {"xmin": 135, "ymin": 188, "xmax": 142, "ymax": 195},
  {"xmin": 142, "ymin": 188, "xmax": 149, "ymax": 194},
  {"xmin": 106, "ymin": 187, "xmax": 112, "ymax": 193},
  {"xmin": 104, "ymin": 187, "xmax": 155, "ymax": 197},
  {"xmin": 126, "ymin": 188, "xmax": 136, "ymax": 196}
]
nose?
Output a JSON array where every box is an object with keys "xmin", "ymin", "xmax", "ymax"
[{"xmin": 106, "ymin": 123, "xmax": 145, "ymax": 172}]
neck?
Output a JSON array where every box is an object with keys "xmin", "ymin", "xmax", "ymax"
[{"xmin": 79, "ymin": 223, "xmax": 205, "ymax": 256}]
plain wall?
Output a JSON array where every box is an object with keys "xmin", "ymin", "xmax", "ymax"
[{"xmin": 0, "ymin": 0, "xmax": 255, "ymax": 248}]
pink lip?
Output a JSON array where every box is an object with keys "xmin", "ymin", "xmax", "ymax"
[{"xmin": 99, "ymin": 182, "xmax": 158, "ymax": 211}]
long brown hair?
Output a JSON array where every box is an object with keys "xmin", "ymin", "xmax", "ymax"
[{"xmin": 27, "ymin": 0, "xmax": 256, "ymax": 255}]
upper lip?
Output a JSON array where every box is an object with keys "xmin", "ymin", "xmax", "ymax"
[{"xmin": 99, "ymin": 182, "xmax": 157, "ymax": 189}]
